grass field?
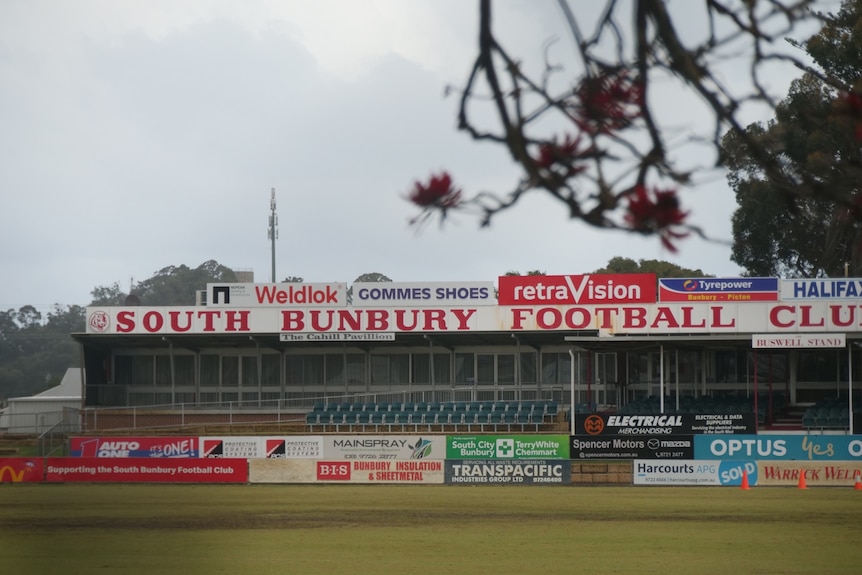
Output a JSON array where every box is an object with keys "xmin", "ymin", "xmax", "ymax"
[{"xmin": 1, "ymin": 484, "xmax": 861, "ymax": 575}]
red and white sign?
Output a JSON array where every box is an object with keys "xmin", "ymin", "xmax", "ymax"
[
  {"xmin": 206, "ymin": 282, "xmax": 347, "ymax": 307},
  {"xmin": 45, "ymin": 457, "xmax": 248, "ymax": 483},
  {"xmin": 317, "ymin": 461, "xmax": 351, "ymax": 481},
  {"xmin": 0, "ymin": 458, "xmax": 43, "ymax": 483},
  {"xmin": 86, "ymin": 301, "xmax": 862, "ymax": 336},
  {"xmin": 498, "ymin": 274, "xmax": 656, "ymax": 305},
  {"xmin": 70, "ymin": 436, "xmax": 198, "ymax": 458}
]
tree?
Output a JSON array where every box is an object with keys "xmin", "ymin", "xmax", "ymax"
[
  {"xmin": 405, "ymin": 1, "xmax": 860, "ymax": 256},
  {"xmin": 722, "ymin": 0, "xmax": 862, "ymax": 277},
  {"xmin": 592, "ymin": 257, "xmax": 711, "ymax": 278},
  {"xmin": 503, "ymin": 270, "xmax": 546, "ymax": 276},
  {"xmin": 91, "ymin": 260, "xmax": 238, "ymax": 306},
  {"xmin": 0, "ymin": 304, "xmax": 84, "ymax": 400},
  {"xmin": 348, "ymin": 272, "xmax": 392, "ymax": 304},
  {"xmin": 90, "ymin": 283, "xmax": 127, "ymax": 306}
]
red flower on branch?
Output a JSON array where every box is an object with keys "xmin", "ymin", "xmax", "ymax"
[
  {"xmin": 534, "ymin": 133, "xmax": 592, "ymax": 176},
  {"xmin": 833, "ymin": 91, "xmax": 862, "ymax": 141},
  {"xmin": 406, "ymin": 171, "xmax": 463, "ymax": 227},
  {"xmin": 573, "ymin": 70, "xmax": 644, "ymax": 135},
  {"xmin": 624, "ymin": 184, "xmax": 689, "ymax": 252},
  {"xmin": 407, "ymin": 171, "xmax": 463, "ymax": 209}
]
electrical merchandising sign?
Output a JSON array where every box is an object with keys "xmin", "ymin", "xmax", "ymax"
[
  {"xmin": 85, "ymin": 300, "xmax": 862, "ymax": 336},
  {"xmin": 570, "ymin": 436, "xmax": 694, "ymax": 459},
  {"xmin": 694, "ymin": 435, "xmax": 862, "ymax": 460},
  {"xmin": 498, "ymin": 273, "xmax": 657, "ymax": 305},
  {"xmin": 352, "ymin": 282, "xmax": 495, "ymax": 306},
  {"xmin": 446, "ymin": 436, "xmax": 569, "ymax": 460},
  {"xmin": 633, "ymin": 460, "xmax": 757, "ymax": 486},
  {"xmin": 658, "ymin": 278, "xmax": 778, "ymax": 302},
  {"xmin": 445, "ymin": 460, "xmax": 571, "ymax": 484},
  {"xmin": 574, "ymin": 413, "xmax": 755, "ymax": 436},
  {"xmin": 206, "ymin": 282, "xmax": 348, "ymax": 307}
]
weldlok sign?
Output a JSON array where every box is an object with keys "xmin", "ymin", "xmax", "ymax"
[{"xmin": 574, "ymin": 413, "xmax": 755, "ymax": 436}]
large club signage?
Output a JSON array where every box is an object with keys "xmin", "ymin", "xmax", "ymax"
[{"xmin": 574, "ymin": 413, "xmax": 755, "ymax": 435}]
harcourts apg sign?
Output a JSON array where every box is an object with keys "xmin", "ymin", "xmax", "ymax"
[
  {"xmin": 445, "ymin": 460, "xmax": 571, "ymax": 484},
  {"xmin": 633, "ymin": 460, "xmax": 758, "ymax": 486},
  {"xmin": 446, "ymin": 435, "xmax": 569, "ymax": 460}
]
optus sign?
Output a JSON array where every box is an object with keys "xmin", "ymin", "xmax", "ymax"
[{"xmin": 694, "ymin": 435, "xmax": 862, "ymax": 460}]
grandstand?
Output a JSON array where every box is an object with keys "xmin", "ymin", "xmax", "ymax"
[{"xmin": 70, "ymin": 275, "xmax": 862, "ymax": 435}]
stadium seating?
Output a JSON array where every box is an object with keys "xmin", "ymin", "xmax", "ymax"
[{"xmin": 304, "ymin": 398, "xmax": 562, "ymax": 433}]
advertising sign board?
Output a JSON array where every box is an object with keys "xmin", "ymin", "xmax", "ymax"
[
  {"xmin": 446, "ymin": 435, "xmax": 569, "ymax": 460},
  {"xmin": 498, "ymin": 274, "xmax": 656, "ymax": 305},
  {"xmin": 352, "ymin": 282, "xmax": 495, "ymax": 306},
  {"xmin": 445, "ymin": 459, "xmax": 571, "ymax": 484},
  {"xmin": 632, "ymin": 459, "xmax": 757, "ymax": 486},
  {"xmin": 694, "ymin": 435, "xmax": 862, "ymax": 460},
  {"xmin": 571, "ymin": 436, "xmax": 694, "ymax": 459},
  {"xmin": 574, "ymin": 413, "xmax": 755, "ymax": 436},
  {"xmin": 70, "ymin": 436, "xmax": 199, "ymax": 458},
  {"xmin": 206, "ymin": 282, "xmax": 348, "ymax": 307},
  {"xmin": 44, "ymin": 457, "xmax": 248, "ymax": 483},
  {"xmin": 658, "ymin": 278, "xmax": 778, "ymax": 302}
]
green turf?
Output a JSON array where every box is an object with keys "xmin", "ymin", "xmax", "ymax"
[{"xmin": 1, "ymin": 484, "xmax": 860, "ymax": 575}]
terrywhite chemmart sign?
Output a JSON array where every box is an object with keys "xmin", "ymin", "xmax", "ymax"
[{"xmin": 86, "ymin": 301, "xmax": 862, "ymax": 336}]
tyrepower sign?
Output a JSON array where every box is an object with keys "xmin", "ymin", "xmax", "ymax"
[
  {"xmin": 497, "ymin": 274, "xmax": 656, "ymax": 305},
  {"xmin": 659, "ymin": 277, "xmax": 778, "ymax": 302},
  {"xmin": 206, "ymin": 282, "xmax": 347, "ymax": 307}
]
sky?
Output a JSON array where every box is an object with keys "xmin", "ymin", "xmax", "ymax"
[{"xmin": 0, "ymin": 1, "xmax": 830, "ymax": 314}]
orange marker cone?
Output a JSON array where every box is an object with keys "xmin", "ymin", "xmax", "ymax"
[
  {"xmin": 854, "ymin": 471, "xmax": 862, "ymax": 491},
  {"xmin": 797, "ymin": 469, "xmax": 808, "ymax": 490},
  {"xmin": 740, "ymin": 470, "xmax": 750, "ymax": 490}
]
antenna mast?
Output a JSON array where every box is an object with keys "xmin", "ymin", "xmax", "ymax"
[{"xmin": 268, "ymin": 187, "xmax": 278, "ymax": 282}]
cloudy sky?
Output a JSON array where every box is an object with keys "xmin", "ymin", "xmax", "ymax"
[{"xmin": 0, "ymin": 1, "xmax": 826, "ymax": 314}]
